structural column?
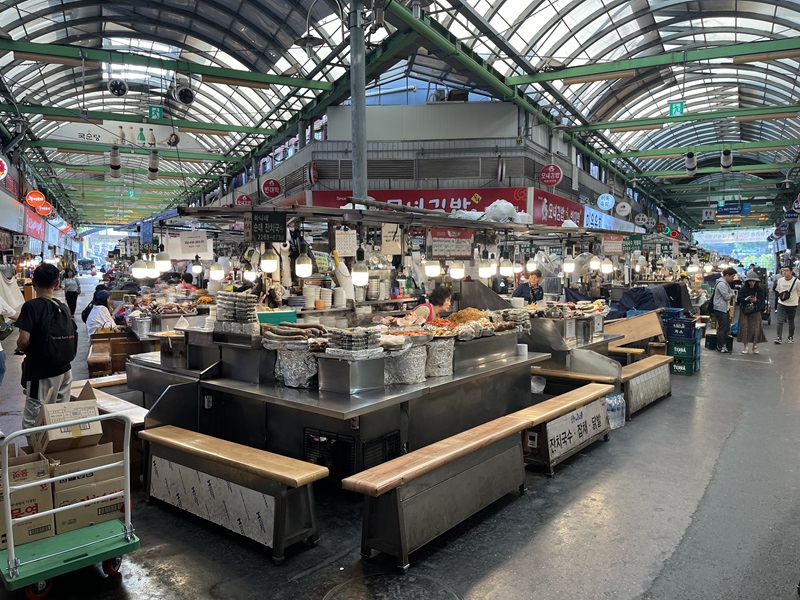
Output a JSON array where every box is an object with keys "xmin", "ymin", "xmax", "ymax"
[{"xmin": 349, "ymin": 0, "xmax": 367, "ymax": 201}]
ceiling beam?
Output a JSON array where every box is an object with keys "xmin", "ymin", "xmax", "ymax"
[
  {"xmin": 609, "ymin": 139, "xmax": 800, "ymax": 160},
  {"xmin": 0, "ymin": 39, "xmax": 334, "ymax": 92},
  {"xmin": 0, "ymin": 103, "xmax": 276, "ymax": 136},
  {"xmin": 636, "ymin": 162, "xmax": 800, "ymax": 178},
  {"xmin": 54, "ymin": 178, "xmax": 200, "ymax": 189},
  {"xmin": 31, "ymin": 161, "xmax": 213, "ymax": 180},
  {"xmin": 22, "ymin": 139, "xmax": 236, "ymax": 162},
  {"xmin": 577, "ymin": 104, "xmax": 800, "ymax": 134},
  {"xmin": 507, "ymin": 38, "xmax": 800, "ymax": 86}
]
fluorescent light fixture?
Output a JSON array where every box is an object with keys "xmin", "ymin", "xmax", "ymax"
[
  {"xmin": 732, "ymin": 49, "xmax": 800, "ymax": 64},
  {"xmin": 634, "ymin": 153, "xmax": 683, "ymax": 160},
  {"xmin": 589, "ymin": 256, "xmax": 602, "ymax": 270},
  {"xmin": 131, "ymin": 259, "xmax": 148, "ymax": 279},
  {"xmin": 735, "ymin": 112, "xmax": 798, "ymax": 122},
  {"xmin": 609, "ymin": 123, "xmax": 664, "ymax": 132},
  {"xmin": 738, "ymin": 145, "xmax": 789, "ymax": 153},
  {"xmin": 562, "ymin": 69, "xmax": 636, "ymax": 85},
  {"xmin": 478, "ymin": 260, "xmax": 492, "ymax": 279},
  {"xmin": 562, "ymin": 255, "xmax": 575, "ymax": 273},
  {"xmin": 43, "ymin": 115, "xmax": 103, "ymax": 125},
  {"xmin": 178, "ymin": 127, "xmax": 231, "ymax": 137},
  {"xmin": 202, "ymin": 74, "xmax": 272, "ymax": 90},
  {"xmin": 14, "ymin": 51, "xmax": 101, "ymax": 68},
  {"xmin": 601, "ymin": 258, "xmax": 613, "ymax": 274},
  {"xmin": 155, "ymin": 251, "xmax": 171, "ymax": 272},
  {"xmin": 499, "ymin": 258, "xmax": 514, "ymax": 277},
  {"xmin": 145, "ymin": 260, "xmax": 160, "ymax": 279},
  {"xmin": 209, "ymin": 263, "xmax": 225, "ymax": 281},
  {"xmin": 243, "ymin": 269, "xmax": 257, "ymax": 282},
  {"xmin": 513, "ymin": 262, "xmax": 524, "ymax": 274}
]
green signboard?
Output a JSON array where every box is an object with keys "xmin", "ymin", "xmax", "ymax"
[
  {"xmin": 669, "ymin": 101, "xmax": 685, "ymax": 116},
  {"xmin": 548, "ymin": 246, "xmax": 563, "ymax": 257},
  {"xmin": 149, "ymin": 105, "xmax": 163, "ymax": 120},
  {"xmin": 622, "ymin": 235, "xmax": 643, "ymax": 253},
  {"xmin": 660, "ymin": 243, "xmax": 673, "ymax": 255},
  {"xmin": 245, "ymin": 212, "xmax": 287, "ymax": 243}
]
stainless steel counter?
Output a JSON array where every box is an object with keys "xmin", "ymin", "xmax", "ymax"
[{"xmin": 200, "ymin": 353, "xmax": 550, "ymax": 421}]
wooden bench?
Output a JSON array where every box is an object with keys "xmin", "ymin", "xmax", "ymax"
[
  {"xmin": 342, "ymin": 383, "xmax": 613, "ymax": 571},
  {"xmin": 87, "ymin": 339, "xmax": 113, "ymax": 378},
  {"xmin": 139, "ymin": 425, "xmax": 329, "ymax": 564},
  {"xmin": 604, "ymin": 309, "xmax": 666, "ymax": 363},
  {"xmin": 532, "ymin": 354, "xmax": 674, "ymax": 419},
  {"xmin": 72, "ymin": 373, "xmax": 128, "ymax": 389}
]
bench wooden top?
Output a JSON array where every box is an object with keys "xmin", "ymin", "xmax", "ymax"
[
  {"xmin": 342, "ymin": 416, "xmax": 531, "ymax": 497},
  {"xmin": 72, "ymin": 374, "xmax": 128, "ymax": 389},
  {"xmin": 342, "ymin": 383, "xmax": 614, "ymax": 497},
  {"xmin": 608, "ymin": 347, "xmax": 646, "ymax": 355},
  {"xmin": 605, "ymin": 310, "xmax": 665, "ymax": 349},
  {"xmin": 531, "ymin": 367, "xmax": 618, "ymax": 385},
  {"xmin": 139, "ymin": 425, "xmax": 329, "ymax": 488},
  {"xmin": 620, "ymin": 355, "xmax": 674, "ymax": 382},
  {"xmin": 509, "ymin": 383, "xmax": 614, "ymax": 425}
]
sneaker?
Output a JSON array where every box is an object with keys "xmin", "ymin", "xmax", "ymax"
[
  {"xmin": 789, "ymin": 337, "xmax": 794, "ymax": 344},
  {"xmin": 719, "ymin": 347, "xmax": 729, "ymax": 353},
  {"xmin": 741, "ymin": 349, "xmax": 749, "ymax": 354},
  {"xmin": 775, "ymin": 338, "xmax": 782, "ymax": 344},
  {"xmin": 753, "ymin": 348, "xmax": 760, "ymax": 354}
]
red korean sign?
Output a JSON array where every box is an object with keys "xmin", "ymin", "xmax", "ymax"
[
  {"xmin": 26, "ymin": 190, "xmax": 46, "ymax": 208},
  {"xmin": 539, "ymin": 164, "xmax": 563, "ymax": 186},
  {"xmin": 0, "ymin": 230, "xmax": 11, "ymax": 251},
  {"xmin": 428, "ymin": 228, "xmax": 475, "ymax": 259},
  {"xmin": 262, "ymin": 179, "xmax": 282, "ymax": 198},
  {"xmin": 35, "ymin": 201, "xmax": 53, "ymax": 216},
  {"xmin": 0, "ymin": 156, "xmax": 7, "ymax": 182},
  {"xmin": 532, "ymin": 188, "xmax": 584, "ymax": 227},
  {"xmin": 25, "ymin": 209, "xmax": 45, "ymax": 240},
  {"xmin": 235, "ymin": 194, "xmax": 252, "ymax": 206},
  {"xmin": 310, "ymin": 187, "xmax": 528, "ymax": 214}
]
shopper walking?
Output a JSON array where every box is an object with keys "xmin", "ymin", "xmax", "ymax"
[
  {"xmin": 61, "ymin": 268, "xmax": 81, "ymax": 315},
  {"xmin": 16, "ymin": 264, "xmax": 78, "ymax": 430},
  {"xmin": 713, "ymin": 267, "xmax": 737, "ymax": 353},
  {"xmin": 774, "ymin": 266, "xmax": 800, "ymax": 344},
  {"xmin": 737, "ymin": 272, "xmax": 767, "ymax": 354}
]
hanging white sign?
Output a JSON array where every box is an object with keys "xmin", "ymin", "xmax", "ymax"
[
  {"xmin": 597, "ymin": 193, "xmax": 616, "ymax": 211},
  {"xmin": 615, "ymin": 202, "xmax": 631, "ymax": 217}
]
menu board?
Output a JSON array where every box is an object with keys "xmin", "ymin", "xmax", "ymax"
[
  {"xmin": 427, "ymin": 228, "xmax": 474, "ymax": 259},
  {"xmin": 334, "ymin": 229, "xmax": 358, "ymax": 257}
]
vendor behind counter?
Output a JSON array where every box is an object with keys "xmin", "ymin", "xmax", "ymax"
[
  {"xmin": 412, "ymin": 285, "xmax": 452, "ymax": 323},
  {"xmin": 512, "ymin": 270, "xmax": 544, "ymax": 304}
]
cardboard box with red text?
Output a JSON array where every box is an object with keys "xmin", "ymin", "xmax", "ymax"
[
  {"xmin": 53, "ymin": 477, "xmax": 125, "ymax": 534},
  {"xmin": 0, "ymin": 453, "xmax": 54, "ymax": 549},
  {"xmin": 33, "ymin": 400, "xmax": 104, "ymax": 454}
]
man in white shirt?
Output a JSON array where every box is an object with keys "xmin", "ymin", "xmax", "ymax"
[{"xmin": 774, "ymin": 266, "xmax": 800, "ymax": 344}]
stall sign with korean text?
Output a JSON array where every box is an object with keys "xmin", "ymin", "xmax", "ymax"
[
  {"xmin": 660, "ymin": 242, "xmax": 673, "ymax": 255},
  {"xmin": 622, "ymin": 235, "xmax": 643, "ymax": 253},
  {"xmin": 548, "ymin": 246, "xmax": 563, "ymax": 257},
  {"xmin": 533, "ymin": 188, "xmax": 584, "ymax": 227},
  {"xmin": 310, "ymin": 188, "xmax": 528, "ymax": 214},
  {"xmin": 634, "ymin": 213, "xmax": 649, "ymax": 226},
  {"xmin": 615, "ymin": 202, "xmax": 632, "ymax": 217},
  {"xmin": 334, "ymin": 229, "xmax": 358, "ymax": 257},
  {"xmin": 236, "ymin": 194, "xmax": 252, "ymax": 206},
  {"xmin": 13, "ymin": 234, "xmax": 25, "ymax": 247},
  {"xmin": 784, "ymin": 210, "xmax": 799, "ymax": 222},
  {"xmin": 140, "ymin": 221, "xmax": 153, "ymax": 245},
  {"xmin": 427, "ymin": 228, "xmax": 474, "ymax": 259},
  {"xmin": 539, "ymin": 164, "xmax": 563, "ymax": 186},
  {"xmin": 245, "ymin": 212, "xmax": 287, "ymax": 243},
  {"xmin": 583, "ymin": 207, "xmax": 614, "ymax": 230},
  {"xmin": 597, "ymin": 193, "xmax": 615, "ymax": 211},
  {"xmin": 602, "ymin": 234, "xmax": 624, "ymax": 255},
  {"xmin": 545, "ymin": 398, "xmax": 607, "ymax": 461},
  {"xmin": 262, "ymin": 179, "xmax": 282, "ymax": 199},
  {"xmin": 179, "ymin": 231, "xmax": 207, "ymax": 254},
  {"xmin": 0, "ymin": 155, "xmax": 7, "ymax": 182},
  {"xmin": 793, "ymin": 194, "xmax": 800, "ymax": 212}
]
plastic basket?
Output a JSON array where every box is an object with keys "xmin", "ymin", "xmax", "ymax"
[
  {"xmin": 667, "ymin": 319, "xmax": 696, "ymax": 339},
  {"xmin": 668, "ymin": 339, "xmax": 698, "ymax": 358},
  {"xmin": 626, "ymin": 309, "xmax": 652, "ymax": 318},
  {"xmin": 670, "ymin": 357, "xmax": 697, "ymax": 376}
]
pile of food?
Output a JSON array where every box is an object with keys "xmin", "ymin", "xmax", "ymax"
[
  {"xmin": 373, "ymin": 313, "xmax": 426, "ymax": 327},
  {"xmin": 528, "ymin": 299, "xmax": 609, "ymax": 319},
  {"xmin": 449, "ymin": 308, "xmax": 488, "ymax": 324},
  {"xmin": 135, "ymin": 294, "xmax": 197, "ymax": 315},
  {"xmin": 493, "ymin": 309, "xmax": 532, "ymax": 332},
  {"xmin": 262, "ymin": 322, "xmax": 327, "ymax": 341},
  {"xmin": 327, "ymin": 327, "xmax": 382, "ymax": 351}
]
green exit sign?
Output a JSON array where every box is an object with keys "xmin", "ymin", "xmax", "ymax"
[
  {"xmin": 128, "ymin": 190, "xmax": 136, "ymax": 198},
  {"xmin": 669, "ymin": 101, "xmax": 685, "ymax": 116},
  {"xmin": 148, "ymin": 105, "xmax": 163, "ymax": 120}
]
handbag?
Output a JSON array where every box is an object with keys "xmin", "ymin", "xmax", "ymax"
[
  {"xmin": 778, "ymin": 278, "xmax": 796, "ymax": 302},
  {"xmin": 0, "ymin": 316, "xmax": 12, "ymax": 341},
  {"xmin": 742, "ymin": 302, "xmax": 760, "ymax": 315}
]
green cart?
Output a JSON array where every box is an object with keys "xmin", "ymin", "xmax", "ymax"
[{"xmin": 0, "ymin": 414, "xmax": 140, "ymax": 599}]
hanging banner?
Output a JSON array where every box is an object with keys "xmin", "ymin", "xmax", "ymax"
[
  {"xmin": 140, "ymin": 221, "xmax": 154, "ymax": 245},
  {"xmin": 602, "ymin": 234, "xmax": 624, "ymax": 255},
  {"xmin": 180, "ymin": 231, "xmax": 209, "ymax": 254},
  {"xmin": 25, "ymin": 209, "xmax": 45, "ymax": 240},
  {"xmin": 427, "ymin": 228, "xmax": 475, "ymax": 259},
  {"xmin": 310, "ymin": 187, "xmax": 529, "ymax": 214},
  {"xmin": 0, "ymin": 156, "xmax": 7, "ymax": 182},
  {"xmin": 532, "ymin": 188, "xmax": 584, "ymax": 227}
]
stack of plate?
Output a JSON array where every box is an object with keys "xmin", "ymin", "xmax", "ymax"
[
  {"xmin": 332, "ymin": 288, "xmax": 347, "ymax": 308},
  {"xmin": 319, "ymin": 288, "xmax": 333, "ymax": 309},
  {"xmin": 303, "ymin": 285, "xmax": 321, "ymax": 309},
  {"xmin": 287, "ymin": 296, "xmax": 306, "ymax": 309}
]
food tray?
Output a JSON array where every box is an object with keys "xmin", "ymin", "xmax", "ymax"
[{"xmin": 408, "ymin": 333, "xmax": 434, "ymax": 345}]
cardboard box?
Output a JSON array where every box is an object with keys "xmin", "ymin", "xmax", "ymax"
[
  {"xmin": 32, "ymin": 400, "xmax": 104, "ymax": 454},
  {"xmin": 0, "ymin": 453, "xmax": 55, "ymax": 549},
  {"xmin": 47, "ymin": 443, "xmax": 124, "ymax": 492},
  {"xmin": 53, "ymin": 477, "xmax": 125, "ymax": 534}
]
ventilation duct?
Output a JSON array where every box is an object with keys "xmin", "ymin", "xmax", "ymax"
[
  {"xmin": 720, "ymin": 149, "xmax": 733, "ymax": 173},
  {"xmin": 685, "ymin": 152, "xmax": 697, "ymax": 176}
]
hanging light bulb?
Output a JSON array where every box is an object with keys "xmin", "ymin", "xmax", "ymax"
[
  {"xmin": 634, "ymin": 264, "xmax": 641, "ymax": 273},
  {"xmin": 449, "ymin": 260, "xmax": 465, "ymax": 280},
  {"xmin": 260, "ymin": 248, "xmax": 279, "ymax": 273},
  {"xmin": 155, "ymin": 250, "xmax": 171, "ymax": 272},
  {"xmin": 424, "ymin": 259, "xmax": 442, "ymax": 278},
  {"xmin": 351, "ymin": 247, "xmax": 369, "ymax": 287},
  {"xmin": 499, "ymin": 257, "xmax": 513, "ymax": 277},
  {"xmin": 145, "ymin": 258, "xmax": 160, "ymax": 279},
  {"xmin": 563, "ymin": 255, "xmax": 575, "ymax": 273},
  {"xmin": 687, "ymin": 263, "xmax": 699, "ymax": 273},
  {"xmin": 590, "ymin": 255, "xmax": 602, "ymax": 270},
  {"xmin": 489, "ymin": 253, "xmax": 498, "ymax": 276},
  {"xmin": 209, "ymin": 263, "xmax": 225, "ymax": 281},
  {"xmin": 131, "ymin": 258, "xmax": 148, "ymax": 279},
  {"xmin": 526, "ymin": 256, "xmax": 538, "ymax": 272},
  {"xmin": 703, "ymin": 263, "xmax": 713, "ymax": 273},
  {"xmin": 191, "ymin": 255, "xmax": 203, "ymax": 275},
  {"xmin": 478, "ymin": 249, "xmax": 492, "ymax": 279},
  {"xmin": 295, "ymin": 254, "xmax": 313, "ymax": 278},
  {"xmin": 601, "ymin": 258, "xmax": 613, "ymax": 274},
  {"xmin": 513, "ymin": 262, "xmax": 524, "ymax": 274},
  {"xmin": 243, "ymin": 269, "xmax": 257, "ymax": 282}
]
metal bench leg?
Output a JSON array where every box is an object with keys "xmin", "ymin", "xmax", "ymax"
[
  {"xmin": 394, "ymin": 492, "xmax": 410, "ymax": 573},
  {"xmin": 305, "ymin": 484, "xmax": 320, "ymax": 547},
  {"xmin": 272, "ymin": 487, "xmax": 288, "ymax": 565}
]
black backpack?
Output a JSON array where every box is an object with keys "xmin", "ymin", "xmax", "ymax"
[
  {"xmin": 81, "ymin": 301, "xmax": 94, "ymax": 323},
  {"xmin": 44, "ymin": 298, "xmax": 78, "ymax": 364}
]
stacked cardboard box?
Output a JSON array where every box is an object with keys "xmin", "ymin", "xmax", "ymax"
[
  {"xmin": 0, "ymin": 449, "xmax": 55, "ymax": 549},
  {"xmin": 32, "ymin": 400, "xmax": 126, "ymax": 535}
]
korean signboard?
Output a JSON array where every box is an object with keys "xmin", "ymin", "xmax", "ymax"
[
  {"xmin": 602, "ymin": 234, "xmax": 624, "ymax": 255},
  {"xmin": 544, "ymin": 399, "xmax": 607, "ymax": 461},
  {"xmin": 427, "ymin": 228, "xmax": 475, "ymax": 259},
  {"xmin": 539, "ymin": 164, "xmax": 563, "ymax": 186},
  {"xmin": 244, "ymin": 212, "xmax": 287, "ymax": 243},
  {"xmin": 532, "ymin": 188, "xmax": 584, "ymax": 227},
  {"xmin": 25, "ymin": 209, "xmax": 45, "ymax": 241},
  {"xmin": 310, "ymin": 188, "xmax": 529, "ymax": 214},
  {"xmin": 179, "ymin": 231, "xmax": 209, "ymax": 254},
  {"xmin": 622, "ymin": 235, "xmax": 643, "ymax": 253}
]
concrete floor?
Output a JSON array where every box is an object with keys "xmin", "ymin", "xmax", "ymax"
[{"xmin": 1, "ymin": 276, "xmax": 799, "ymax": 599}]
